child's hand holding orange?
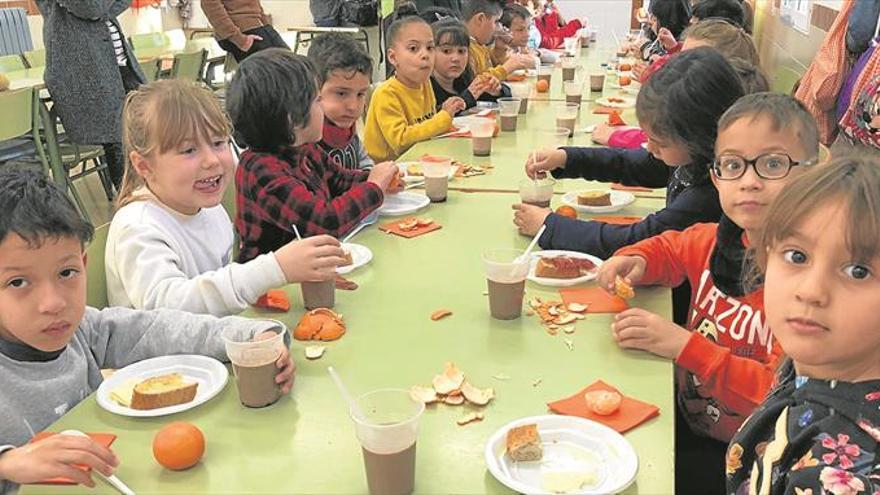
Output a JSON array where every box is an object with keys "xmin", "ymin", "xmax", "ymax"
[
  {"xmin": 596, "ymin": 255, "xmax": 647, "ymax": 294},
  {"xmin": 253, "ymin": 331, "xmax": 296, "ymax": 394},
  {"xmin": 441, "ymin": 96, "xmax": 466, "ymax": 116},
  {"xmin": 0, "ymin": 434, "xmax": 119, "ymax": 488},
  {"xmin": 367, "ymin": 161, "xmax": 403, "ymax": 193}
]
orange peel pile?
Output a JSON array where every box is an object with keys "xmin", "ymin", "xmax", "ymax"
[
  {"xmin": 526, "ymin": 297, "xmax": 588, "ymax": 335},
  {"xmin": 293, "ymin": 308, "xmax": 346, "ymax": 341},
  {"xmin": 411, "ymin": 362, "xmax": 495, "ymax": 424},
  {"xmin": 397, "ymin": 218, "xmax": 435, "ymax": 232}
]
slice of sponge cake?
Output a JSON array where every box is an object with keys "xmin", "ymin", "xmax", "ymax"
[
  {"xmin": 130, "ymin": 373, "xmax": 198, "ymax": 410},
  {"xmin": 577, "ymin": 191, "xmax": 612, "ymax": 207},
  {"xmin": 506, "ymin": 423, "xmax": 543, "ymax": 462}
]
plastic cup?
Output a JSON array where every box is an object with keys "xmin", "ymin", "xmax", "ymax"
[
  {"xmin": 351, "ymin": 389, "xmax": 424, "ymax": 495},
  {"xmin": 508, "ymin": 83, "xmax": 531, "ymax": 114},
  {"xmin": 563, "ymin": 37, "xmax": 578, "ymax": 56},
  {"xmin": 537, "ymin": 65, "xmax": 553, "ymax": 87},
  {"xmin": 420, "ymin": 155, "xmax": 452, "ymax": 202},
  {"xmin": 301, "ymin": 280, "xmax": 335, "ymax": 310},
  {"xmin": 497, "ymin": 98, "xmax": 521, "ymax": 132},
  {"xmin": 561, "ymin": 57, "xmax": 578, "ymax": 82},
  {"xmin": 539, "ymin": 127, "xmax": 571, "ymax": 148},
  {"xmin": 470, "ymin": 118, "xmax": 495, "ymax": 157},
  {"xmin": 564, "ymin": 81, "xmax": 582, "ymax": 105},
  {"xmin": 223, "ymin": 325, "xmax": 286, "ymax": 408},
  {"xmin": 554, "ymin": 103, "xmax": 580, "ymax": 137},
  {"xmin": 483, "ymin": 248, "xmax": 530, "ymax": 320},
  {"xmin": 590, "ymin": 72, "xmax": 606, "ymax": 93},
  {"xmin": 519, "ymin": 177, "xmax": 556, "ymax": 208}
]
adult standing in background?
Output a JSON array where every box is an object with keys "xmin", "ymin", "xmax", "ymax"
[
  {"xmin": 310, "ymin": 0, "xmax": 345, "ymax": 27},
  {"xmin": 201, "ymin": 0, "xmax": 289, "ymax": 62},
  {"xmin": 35, "ymin": 0, "xmax": 146, "ymax": 190}
]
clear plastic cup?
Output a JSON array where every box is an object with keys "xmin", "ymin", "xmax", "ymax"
[
  {"xmin": 563, "ymin": 37, "xmax": 578, "ymax": 56},
  {"xmin": 537, "ymin": 65, "xmax": 553, "ymax": 87},
  {"xmin": 554, "ymin": 103, "xmax": 580, "ymax": 137},
  {"xmin": 483, "ymin": 248, "xmax": 530, "ymax": 320},
  {"xmin": 497, "ymin": 97, "xmax": 521, "ymax": 132},
  {"xmin": 470, "ymin": 118, "xmax": 495, "ymax": 157},
  {"xmin": 301, "ymin": 280, "xmax": 335, "ymax": 310},
  {"xmin": 561, "ymin": 57, "xmax": 579, "ymax": 82},
  {"xmin": 223, "ymin": 325, "xmax": 286, "ymax": 408},
  {"xmin": 539, "ymin": 127, "xmax": 571, "ymax": 148},
  {"xmin": 590, "ymin": 72, "xmax": 606, "ymax": 93},
  {"xmin": 519, "ymin": 177, "xmax": 556, "ymax": 208},
  {"xmin": 564, "ymin": 81, "xmax": 582, "ymax": 105},
  {"xmin": 351, "ymin": 389, "xmax": 424, "ymax": 495},
  {"xmin": 508, "ymin": 83, "xmax": 531, "ymax": 114},
  {"xmin": 420, "ymin": 156, "xmax": 452, "ymax": 203}
]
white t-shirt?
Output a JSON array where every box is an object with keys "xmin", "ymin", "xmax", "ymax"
[{"xmin": 105, "ymin": 190, "xmax": 286, "ymax": 316}]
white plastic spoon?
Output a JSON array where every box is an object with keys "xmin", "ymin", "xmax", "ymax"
[{"xmin": 59, "ymin": 430, "xmax": 135, "ymax": 495}]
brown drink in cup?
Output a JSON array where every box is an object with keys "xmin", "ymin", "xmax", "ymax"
[
  {"xmin": 483, "ymin": 249, "xmax": 530, "ymax": 320},
  {"xmin": 555, "ymin": 103, "xmax": 579, "ymax": 138},
  {"xmin": 498, "ymin": 97, "xmax": 520, "ymax": 132},
  {"xmin": 223, "ymin": 326, "xmax": 286, "ymax": 408},
  {"xmin": 589, "ymin": 73, "xmax": 606, "ymax": 93},
  {"xmin": 470, "ymin": 118, "xmax": 495, "ymax": 157},
  {"xmin": 301, "ymin": 280, "xmax": 335, "ymax": 309},
  {"xmin": 420, "ymin": 156, "xmax": 452, "ymax": 203}
]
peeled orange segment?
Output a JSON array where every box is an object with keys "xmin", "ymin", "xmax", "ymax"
[
  {"xmin": 442, "ymin": 394, "xmax": 466, "ymax": 405},
  {"xmin": 461, "ymin": 382, "xmax": 495, "ymax": 406},
  {"xmin": 615, "ymin": 276, "xmax": 635, "ymax": 299},
  {"xmin": 410, "ymin": 385, "xmax": 440, "ymax": 404},
  {"xmin": 432, "ymin": 362, "xmax": 465, "ymax": 395},
  {"xmin": 584, "ymin": 390, "xmax": 622, "ymax": 416}
]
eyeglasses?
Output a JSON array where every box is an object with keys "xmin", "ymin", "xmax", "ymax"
[{"xmin": 711, "ymin": 153, "xmax": 815, "ymax": 180}]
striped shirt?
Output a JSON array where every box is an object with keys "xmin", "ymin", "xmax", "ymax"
[{"xmin": 106, "ymin": 21, "xmax": 127, "ymax": 66}]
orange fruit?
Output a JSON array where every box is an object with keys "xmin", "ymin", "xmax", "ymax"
[
  {"xmin": 584, "ymin": 390, "xmax": 622, "ymax": 416},
  {"xmin": 153, "ymin": 422, "xmax": 205, "ymax": 470},
  {"xmin": 619, "ymin": 75, "xmax": 632, "ymax": 87},
  {"xmin": 618, "ymin": 63, "xmax": 632, "ymax": 72},
  {"xmin": 536, "ymin": 79, "xmax": 550, "ymax": 93},
  {"xmin": 555, "ymin": 205, "xmax": 577, "ymax": 219}
]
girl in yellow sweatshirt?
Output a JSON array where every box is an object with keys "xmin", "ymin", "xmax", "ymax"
[{"xmin": 364, "ymin": 14, "xmax": 465, "ymax": 162}]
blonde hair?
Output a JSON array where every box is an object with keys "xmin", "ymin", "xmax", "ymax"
[
  {"xmin": 754, "ymin": 155, "xmax": 880, "ymax": 272},
  {"xmin": 684, "ymin": 18, "xmax": 759, "ymax": 67},
  {"xmin": 116, "ymin": 79, "xmax": 232, "ymax": 209}
]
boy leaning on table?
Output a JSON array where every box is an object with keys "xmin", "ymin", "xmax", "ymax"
[{"xmin": 0, "ymin": 169, "xmax": 294, "ymax": 494}]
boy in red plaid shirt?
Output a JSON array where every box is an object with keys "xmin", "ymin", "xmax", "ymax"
[{"xmin": 226, "ymin": 49, "xmax": 401, "ymax": 262}]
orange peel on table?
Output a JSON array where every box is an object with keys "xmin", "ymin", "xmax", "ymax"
[
  {"xmin": 412, "ymin": 362, "xmax": 495, "ymax": 415},
  {"xmin": 460, "ymin": 382, "xmax": 495, "ymax": 406},
  {"xmin": 432, "ymin": 362, "xmax": 465, "ymax": 395},
  {"xmin": 293, "ymin": 308, "xmax": 346, "ymax": 341},
  {"xmin": 527, "ymin": 297, "xmax": 587, "ymax": 335},
  {"xmin": 430, "ymin": 309, "xmax": 453, "ymax": 321}
]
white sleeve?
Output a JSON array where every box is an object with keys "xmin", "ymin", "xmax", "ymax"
[{"xmin": 108, "ymin": 222, "xmax": 287, "ymax": 316}]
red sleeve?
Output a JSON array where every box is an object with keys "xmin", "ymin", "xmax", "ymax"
[
  {"xmin": 640, "ymin": 55, "xmax": 670, "ymax": 84},
  {"xmin": 668, "ymin": 41, "xmax": 683, "ymax": 54},
  {"xmin": 614, "ymin": 223, "xmax": 717, "ymax": 288},
  {"xmin": 313, "ymin": 145, "xmax": 371, "ymax": 197},
  {"xmin": 676, "ymin": 331, "xmax": 784, "ymax": 416},
  {"xmin": 608, "ymin": 129, "xmax": 648, "ymax": 150}
]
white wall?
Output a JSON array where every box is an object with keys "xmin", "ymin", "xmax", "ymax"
[{"xmin": 555, "ymin": 0, "xmax": 633, "ymax": 42}]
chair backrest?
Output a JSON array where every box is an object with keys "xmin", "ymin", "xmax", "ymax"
[
  {"xmin": 170, "ymin": 49, "xmax": 207, "ymax": 82},
  {"xmin": 0, "ymin": 87, "xmax": 34, "ymax": 141},
  {"xmin": 22, "ymin": 48, "xmax": 45, "ymax": 68},
  {"xmin": 0, "ymin": 53, "xmax": 25, "ymax": 72},
  {"xmin": 86, "ymin": 223, "xmax": 110, "ymax": 309},
  {"xmin": 0, "ymin": 8, "xmax": 33, "ymax": 56},
  {"xmin": 130, "ymin": 32, "xmax": 170, "ymax": 51},
  {"xmin": 142, "ymin": 58, "xmax": 163, "ymax": 82}
]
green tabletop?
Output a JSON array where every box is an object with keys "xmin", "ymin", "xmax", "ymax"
[
  {"xmin": 5, "ymin": 67, "xmax": 45, "ymax": 90},
  {"xmin": 24, "ymin": 191, "xmax": 673, "ymax": 494},
  {"xmin": 134, "ymin": 37, "xmax": 227, "ymax": 65}
]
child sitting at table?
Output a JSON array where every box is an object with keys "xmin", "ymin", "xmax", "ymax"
[
  {"xmin": 364, "ymin": 13, "xmax": 466, "ymax": 161},
  {"xmin": 430, "ymin": 18, "xmax": 504, "ymax": 113},
  {"xmin": 531, "ymin": 0, "xmax": 583, "ymax": 50},
  {"xmin": 516, "ymin": 48, "xmax": 738, "ymax": 323},
  {"xmin": 498, "ymin": 4, "xmax": 557, "ymax": 65},
  {"xmin": 596, "ymin": 93, "xmax": 820, "ymax": 494},
  {"xmin": 0, "ymin": 168, "xmax": 294, "ymax": 493},
  {"xmin": 307, "ymin": 33, "xmax": 375, "ymax": 171},
  {"xmin": 105, "ymin": 80, "xmax": 345, "ymax": 316},
  {"xmin": 462, "ymin": 0, "xmax": 533, "ymax": 82},
  {"xmin": 726, "ymin": 156, "xmax": 880, "ymax": 495},
  {"xmin": 228, "ymin": 49, "xmax": 400, "ymax": 259}
]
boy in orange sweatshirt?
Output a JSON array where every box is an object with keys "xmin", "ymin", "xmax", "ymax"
[{"xmin": 596, "ymin": 93, "xmax": 820, "ymax": 493}]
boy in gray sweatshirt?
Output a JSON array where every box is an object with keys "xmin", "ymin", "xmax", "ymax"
[{"xmin": 0, "ymin": 169, "xmax": 294, "ymax": 493}]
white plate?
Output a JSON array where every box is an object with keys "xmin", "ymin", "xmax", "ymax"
[
  {"xmin": 337, "ymin": 242, "xmax": 372, "ymax": 275},
  {"xmin": 562, "ymin": 190, "xmax": 635, "ymax": 214},
  {"xmin": 453, "ymin": 116, "xmax": 474, "ymax": 132},
  {"xmin": 378, "ymin": 191, "xmax": 430, "ymax": 216},
  {"xmin": 485, "ymin": 415, "xmax": 638, "ymax": 495},
  {"xmin": 528, "ymin": 250, "xmax": 603, "ymax": 287},
  {"xmin": 397, "ymin": 161, "xmax": 456, "ymax": 184},
  {"xmin": 595, "ymin": 96, "xmax": 635, "ymax": 109},
  {"xmin": 96, "ymin": 355, "xmax": 228, "ymax": 417}
]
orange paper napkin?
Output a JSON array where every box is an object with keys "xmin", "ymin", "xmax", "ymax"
[
  {"xmin": 559, "ymin": 287, "xmax": 629, "ymax": 313},
  {"xmin": 379, "ymin": 218, "xmax": 442, "ymax": 238},
  {"xmin": 29, "ymin": 432, "xmax": 117, "ymax": 484},
  {"xmin": 611, "ymin": 183, "xmax": 653, "ymax": 193},
  {"xmin": 607, "ymin": 111, "xmax": 626, "ymax": 127},
  {"xmin": 547, "ymin": 380, "xmax": 660, "ymax": 433},
  {"xmin": 592, "ymin": 215, "xmax": 643, "ymax": 225},
  {"xmin": 593, "ymin": 106, "xmax": 617, "ymax": 115}
]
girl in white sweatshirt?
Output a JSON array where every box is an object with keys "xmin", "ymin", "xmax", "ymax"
[{"xmin": 105, "ymin": 80, "xmax": 345, "ymax": 316}]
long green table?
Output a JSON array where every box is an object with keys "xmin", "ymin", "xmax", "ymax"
[{"xmin": 24, "ymin": 190, "xmax": 673, "ymax": 494}]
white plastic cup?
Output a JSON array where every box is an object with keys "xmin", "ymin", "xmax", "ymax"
[
  {"xmin": 508, "ymin": 83, "xmax": 531, "ymax": 114},
  {"xmin": 519, "ymin": 177, "xmax": 556, "ymax": 207},
  {"xmin": 483, "ymin": 248, "xmax": 530, "ymax": 320},
  {"xmin": 222, "ymin": 325, "xmax": 286, "ymax": 408},
  {"xmin": 498, "ymin": 97, "xmax": 521, "ymax": 131},
  {"xmin": 554, "ymin": 103, "xmax": 580, "ymax": 137},
  {"xmin": 420, "ymin": 155, "xmax": 452, "ymax": 202},
  {"xmin": 470, "ymin": 118, "xmax": 495, "ymax": 156}
]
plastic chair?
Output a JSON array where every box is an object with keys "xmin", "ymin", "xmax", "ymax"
[
  {"xmin": 141, "ymin": 57, "xmax": 163, "ymax": 82},
  {"xmin": 169, "ymin": 49, "xmax": 208, "ymax": 82},
  {"xmin": 86, "ymin": 223, "xmax": 110, "ymax": 309},
  {"xmin": 0, "ymin": 87, "xmax": 48, "ymax": 169},
  {"xmin": 129, "ymin": 32, "xmax": 170, "ymax": 51},
  {"xmin": 0, "ymin": 53, "xmax": 25, "ymax": 72},
  {"xmin": 22, "ymin": 48, "xmax": 45, "ymax": 68}
]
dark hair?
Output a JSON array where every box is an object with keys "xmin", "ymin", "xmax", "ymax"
[
  {"xmin": 462, "ymin": 0, "xmax": 503, "ymax": 21},
  {"xmin": 420, "ymin": 6, "xmax": 459, "ymax": 24},
  {"xmin": 718, "ymin": 92, "xmax": 820, "ymax": 159},
  {"xmin": 727, "ymin": 58, "xmax": 770, "ymax": 95},
  {"xmin": 500, "ymin": 4, "xmax": 530, "ymax": 28},
  {"xmin": 692, "ymin": 0, "xmax": 746, "ymax": 30},
  {"xmin": 307, "ymin": 33, "xmax": 373, "ymax": 86},
  {"xmin": 433, "ymin": 18, "xmax": 470, "ymax": 48},
  {"xmin": 0, "ymin": 167, "xmax": 93, "ymax": 248},
  {"xmin": 387, "ymin": 5, "xmax": 430, "ymax": 47},
  {"xmin": 637, "ymin": 47, "xmax": 744, "ymax": 173},
  {"xmin": 649, "ymin": 0, "xmax": 692, "ymax": 39},
  {"xmin": 226, "ymin": 48, "xmax": 317, "ymax": 152}
]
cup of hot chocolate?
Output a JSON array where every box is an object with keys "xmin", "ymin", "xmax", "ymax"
[
  {"xmin": 301, "ymin": 280, "xmax": 335, "ymax": 310},
  {"xmin": 483, "ymin": 248, "xmax": 530, "ymax": 320},
  {"xmin": 561, "ymin": 56, "xmax": 578, "ymax": 82},
  {"xmin": 508, "ymin": 82, "xmax": 531, "ymax": 114},
  {"xmin": 497, "ymin": 97, "xmax": 521, "ymax": 132},
  {"xmin": 519, "ymin": 177, "xmax": 556, "ymax": 207},
  {"xmin": 469, "ymin": 118, "xmax": 495, "ymax": 157},
  {"xmin": 223, "ymin": 325, "xmax": 286, "ymax": 408},
  {"xmin": 554, "ymin": 103, "xmax": 580, "ymax": 138},
  {"xmin": 420, "ymin": 155, "xmax": 452, "ymax": 202},
  {"xmin": 589, "ymin": 72, "xmax": 606, "ymax": 93},
  {"xmin": 564, "ymin": 81, "xmax": 582, "ymax": 105}
]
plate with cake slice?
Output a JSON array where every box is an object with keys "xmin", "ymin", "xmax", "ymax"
[
  {"xmin": 562, "ymin": 189, "xmax": 635, "ymax": 214},
  {"xmin": 97, "ymin": 355, "xmax": 228, "ymax": 417},
  {"xmin": 336, "ymin": 242, "xmax": 372, "ymax": 275},
  {"xmin": 528, "ymin": 251, "xmax": 603, "ymax": 287},
  {"xmin": 485, "ymin": 415, "xmax": 638, "ymax": 495}
]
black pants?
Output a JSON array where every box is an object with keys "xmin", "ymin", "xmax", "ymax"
[
  {"xmin": 675, "ymin": 406, "xmax": 729, "ymax": 494},
  {"xmin": 217, "ymin": 25, "xmax": 289, "ymax": 63},
  {"xmin": 102, "ymin": 62, "xmax": 143, "ymax": 190}
]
